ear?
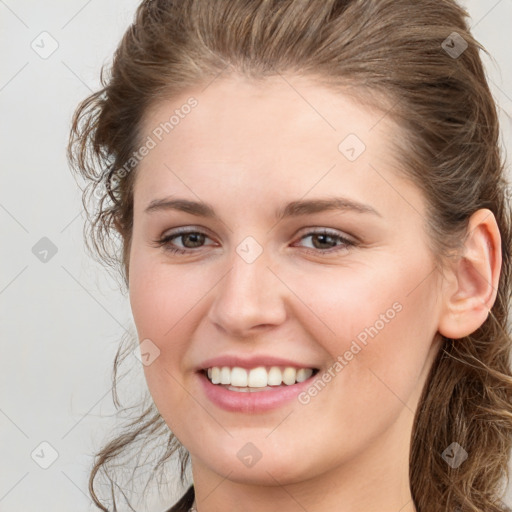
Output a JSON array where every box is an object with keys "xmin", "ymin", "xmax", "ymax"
[{"xmin": 437, "ymin": 208, "xmax": 502, "ymax": 340}]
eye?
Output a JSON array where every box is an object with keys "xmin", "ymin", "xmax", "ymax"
[
  {"xmin": 152, "ymin": 227, "xmax": 356, "ymax": 256},
  {"xmin": 294, "ymin": 229, "xmax": 355, "ymax": 256},
  {"xmin": 153, "ymin": 228, "xmax": 216, "ymax": 255}
]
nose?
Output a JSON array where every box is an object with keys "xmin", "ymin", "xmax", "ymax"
[{"xmin": 207, "ymin": 245, "xmax": 288, "ymax": 338}]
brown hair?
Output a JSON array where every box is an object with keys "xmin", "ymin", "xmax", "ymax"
[{"xmin": 67, "ymin": 0, "xmax": 512, "ymax": 510}]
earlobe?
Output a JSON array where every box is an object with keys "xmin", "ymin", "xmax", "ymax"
[{"xmin": 437, "ymin": 208, "xmax": 502, "ymax": 340}]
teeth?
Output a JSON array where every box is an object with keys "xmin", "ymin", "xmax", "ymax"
[
  {"xmin": 282, "ymin": 367, "xmax": 296, "ymax": 385},
  {"xmin": 267, "ymin": 367, "xmax": 282, "ymax": 386},
  {"xmin": 248, "ymin": 367, "xmax": 268, "ymax": 387},
  {"xmin": 205, "ymin": 366, "xmax": 314, "ymax": 387},
  {"xmin": 231, "ymin": 367, "xmax": 248, "ymax": 387},
  {"xmin": 296, "ymin": 368, "xmax": 311, "ymax": 383},
  {"xmin": 220, "ymin": 366, "xmax": 231, "ymax": 385},
  {"xmin": 211, "ymin": 367, "xmax": 221, "ymax": 384}
]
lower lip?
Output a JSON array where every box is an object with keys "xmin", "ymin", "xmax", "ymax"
[{"xmin": 197, "ymin": 371, "xmax": 317, "ymax": 413}]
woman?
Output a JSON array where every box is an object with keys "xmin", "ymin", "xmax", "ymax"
[{"xmin": 67, "ymin": 0, "xmax": 512, "ymax": 511}]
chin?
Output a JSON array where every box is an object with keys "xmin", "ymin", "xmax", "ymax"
[{"xmin": 191, "ymin": 442, "xmax": 321, "ymax": 486}]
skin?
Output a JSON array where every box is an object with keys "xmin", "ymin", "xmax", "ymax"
[{"xmin": 127, "ymin": 74, "xmax": 501, "ymax": 512}]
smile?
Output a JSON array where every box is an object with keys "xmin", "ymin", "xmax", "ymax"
[
  {"xmin": 204, "ymin": 366, "xmax": 318, "ymax": 390},
  {"xmin": 198, "ymin": 365, "xmax": 320, "ymax": 412}
]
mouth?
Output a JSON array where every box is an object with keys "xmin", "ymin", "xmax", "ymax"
[{"xmin": 201, "ymin": 365, "xmax": 320, "ymax": 392}]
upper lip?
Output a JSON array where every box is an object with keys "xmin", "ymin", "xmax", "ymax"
[{"xmin": 197, "ymin": 355, "xmax": 320, "ymax": 371}]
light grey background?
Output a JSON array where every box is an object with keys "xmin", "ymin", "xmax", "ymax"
[{"xmin": 1, "ymin": 1, "xmax": 511, "ymax": 511}]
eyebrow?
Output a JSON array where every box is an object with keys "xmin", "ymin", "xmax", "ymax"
[{"xmin": 144, "ymin": 196, "xmax": 381, "ymax": 219}]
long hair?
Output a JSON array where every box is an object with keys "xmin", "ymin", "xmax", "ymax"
[{"xmin": 67, "ymin": 1, "xmax": 512, "ymax": 510}]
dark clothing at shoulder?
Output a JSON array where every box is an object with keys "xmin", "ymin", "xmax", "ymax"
[{"xmin": 164, "ymin": 485, "xmax": 195, "ymax": 512}]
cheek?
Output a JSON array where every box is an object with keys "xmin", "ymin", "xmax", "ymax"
[
  {"xmin": 129, "ymin": 248, "xmax": 203, "ymax": 342},
  {"xmin": 128, "ymin": 249, "xmax": 227, "ymax": 412},
  {"xmin": 128, "ymin": 251, "xmax": 195, "ymax": 404},
  {"xmin": 287, "ymin": 256, "xmax": 439, "ymax": 406}
]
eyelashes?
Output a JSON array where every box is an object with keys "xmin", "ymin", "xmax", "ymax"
[
  {"xmin": 156, "ymin": 230, "xmax": 211, "ymax": 255},
  {"xmin": 152, "ymin": 227, "xmax": 356, "ymax": 257}
]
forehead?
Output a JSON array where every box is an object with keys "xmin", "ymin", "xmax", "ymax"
[
  {"xmin": 140, "ymin": 74, "xmax": 394, "ymax": 162},
  {"xmin": 133, "ymin": 74, "xmax": 422, "ymax": 221}
]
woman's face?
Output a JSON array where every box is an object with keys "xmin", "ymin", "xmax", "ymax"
[{"xmin": 128, "ymin": 74, "xmax": 443, "ymax": 489}]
